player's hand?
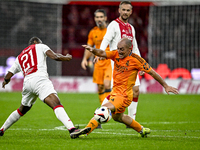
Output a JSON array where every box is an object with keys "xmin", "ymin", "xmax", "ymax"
[
  {"xmin": 65, "ymin": 54, "xmax": 72, "ymax": 61},
  {"xmin": 82, "ymin": 45, "xmax": 94, "ymax": 52},
  {"xmin": 81, "ymin": 59, "xmax": 88, "ymax": 70},
  {"xmin": 165, "ymin": 86, "xmax": 179, "ymax": 95},
  {"xmin": 93, "ymin": 56, "xmax": 105, "ymax": 63},
  {"xmin": 99, "ymin": 57, "xmax": 106, "ymax": 60},
  {"xmin": 2, "ymin": 80, "xmax": 8, "ymax": 88},
  {"xmin": 139, "ymin": 71, "xmax": 145, "ymax": 76},
  {"xmin": 93, "ymin": 57, "xmax": 99, "ymax": 63}
]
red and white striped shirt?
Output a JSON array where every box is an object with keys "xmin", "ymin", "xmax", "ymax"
[
  {"xmin": 9, "ymin": 43, "xmax": 50, "ymax": 81},
  {"xmin": 100, "ymin": 18, "xmax": 140, "ymax": 56}
]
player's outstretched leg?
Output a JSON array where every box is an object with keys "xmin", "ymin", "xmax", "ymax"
[
  {"xmin": 85, "ymin": 118, "xmax": 99, "ymax": 135},
  {"xmin": 128, "ymin": 118, "xmax": 150, "ymax": 137},
  {"xmin": 0, "ymin": 109, "xmax": 23, "ymax": 136},
  {"xmin": 117, "ymin": 113, "xmax": 150, "ymax": 137},
  {"xmin": 70, "ymin": 127, "xmax": 91, "ymax": 139},
  {"xmin": 81, "ymin": 106, "xmax": 112, "ymax": 137}
]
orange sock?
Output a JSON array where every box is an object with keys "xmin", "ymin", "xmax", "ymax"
[
  {"xmin": 85, "ymin": 119, "xmax": 99, "ymax": 134},
  {"xmin": 129, "ymin": 119, "xmax": 142, "ymax": 132}
]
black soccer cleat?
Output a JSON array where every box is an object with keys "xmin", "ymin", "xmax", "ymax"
[
  {"xmin": 0, "ymin": 129, "xmax": 4, "ymax": 136},
  {"xmin": 70, "ymin": 127, "xmax": 91, "ymax": 139}
]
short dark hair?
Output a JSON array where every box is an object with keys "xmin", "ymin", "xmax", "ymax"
[
  {"xmin": 28, "ymin": 37, "xmax": 42, "ymax": 45},
  {"xmin": 94, "ymin": 9, "xmax": 107, "ymax": 17},
  {"xmin": 119, "ymin": 1, "xmax": 132, "ymax": 8}
]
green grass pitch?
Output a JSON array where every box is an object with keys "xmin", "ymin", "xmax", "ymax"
[{"xmin": 0, "ymin": 92, "xmax": 199, "ymax": 150}]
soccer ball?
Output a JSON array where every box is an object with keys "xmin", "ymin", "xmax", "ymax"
[{"xmin": 94, "ymin": 106, "xmax": 112, "ymax": 124}]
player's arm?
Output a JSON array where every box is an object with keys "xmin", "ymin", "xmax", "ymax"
[
  {"xmin": 2, "ymin": 71, "xmax": 14, "ymax": 88},
  {"xmin": 82, "ymin": 45, "xmax": 107, "ymax": 58},
  {"xmin": 46, "ymin": 50, "xmax": 72, "ymax": 61},
  {"xmin": 2, "ymin": 58, "xmax": 21, "ymax": 88},
  {"xmin": 100, "ymin": 38, "xmax": 110, "ymax": 51},
  {"xmin": 131, "ymin": 26, "xmax": 141, "ymax": 57},
  {"xmin": 81, "ymin": 44, "xmax": 94, "ymax": 70},
  {"xmin": 134, "ymin": 54, "xmax": 178, "ymax": 94},
  {"xmin": 148, "ymin": 69, "xmax": 179, "ymax": 95},
  {"xmin": 131, "ymin": 26, "xmax": 145, "ymax": 76}
]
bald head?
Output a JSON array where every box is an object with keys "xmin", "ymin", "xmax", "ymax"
[
  {"xmin": 119, "ymin": 38, "xmax": 132, "ymax": 48},
  {"xmin": 117, "ymin": 38, "xmax": 132, "ymax": 59}
]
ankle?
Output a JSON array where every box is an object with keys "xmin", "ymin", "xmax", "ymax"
[
  {"xmin": 68, "ymin": 127, "xmax": 76, "ymax": 133},
  {"xmin": 139, "ymin": 126, "xmax": 144, "ymax": 133}
]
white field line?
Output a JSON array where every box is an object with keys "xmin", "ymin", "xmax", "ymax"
[
  {"xmin": 8, "ymin": 121, "xmax": 200, "ymax": 139},
  {"xmin": 92, "ymin": 131, "xmax": 200, "ymax": 139},
  {"xmin": 74, "ymin": 121, "xmax": 200, "ymax": 126},
  {"xmin": 9, "ymin": 128, "xmax": 200, "ymax": 139}
]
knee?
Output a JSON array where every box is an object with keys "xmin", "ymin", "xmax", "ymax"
[
  {"xmin": 18, "ymin": 105, "xmax": 31, "ymax": 115},
  {"xmin": 104, "ymin": 81, "xmax": 111, "ymax": 89},
  {"xmin": 104, "ymin": 82, "xmax": 111, "ymax": 90},
  {"xmin": 45, "ymin": 94, "xmax": 61, "ymax": 109}
]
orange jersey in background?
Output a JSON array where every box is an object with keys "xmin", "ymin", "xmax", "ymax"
[
  {"xmin": 106, "ymin": 50, "xmax": 152, "ymax": 100},
  {"xmin": 87, "ymin": 26, "xmax": 111, "ymax": 69}
]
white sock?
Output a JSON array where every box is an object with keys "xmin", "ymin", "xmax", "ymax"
[
  {"xmin": 0, "ymin": 110, "xmax": 21, "ymax": 132},
  {"xmin": 128, "ymin": 101, "xmax": 138, "ymax": 120},
  {"xmin": 54, "ymin": 106, "xmax": 75, "ymax": 130}
]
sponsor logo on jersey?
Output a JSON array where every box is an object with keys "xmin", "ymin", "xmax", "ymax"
[
  {"xmin": 126, "ymin": 61, "xmax": 129, "ymax": 66},
  {"xmin": 122, "ymin": 34, "xmax": 133, "ymax": 41},
  {"xmin": 116, "ymin": 58, "xmax": 120, "ymax": 62},
  {"xmin": 115, "ymin": 63, "xmax": 128, "ymax": 73}
]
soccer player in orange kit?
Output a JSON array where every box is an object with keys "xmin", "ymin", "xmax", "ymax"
[
  {"xmin": 81, "ymin": 9, "xmax": 112, "ymax": 105},
  {"xmin": 71, "ymin": 38, "xmax": 179, "ymax": 138}
]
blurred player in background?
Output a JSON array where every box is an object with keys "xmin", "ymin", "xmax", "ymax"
[
  {"xmin": 76, "ymin": 38, "xmax": 179, "ymax": 138},
  {"xmin": 81, "ymin": 10, "xmax": 112, "ymax": 108},
  {"xmin": 99, "ymin": 1, "xmax": 143, "ymax": 122},
  {"xmin": 0, "ymin": 37, "xmax": 90, "ymax": 138}
]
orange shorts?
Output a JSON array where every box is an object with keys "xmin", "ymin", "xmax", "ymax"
[
  {"xmin": 108, "ymin": 94, "xmax": 132, "ymax": 114},
  {"xmin": 93, "ymin": 64, "xmax": 112, "ymax": 85}
]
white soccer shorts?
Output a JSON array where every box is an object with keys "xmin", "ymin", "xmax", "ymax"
[{"xmin": 21, "ymin": 76, "xmax": 57, "ymax": 107}]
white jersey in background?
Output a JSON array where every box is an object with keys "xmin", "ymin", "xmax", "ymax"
[
  {"xmin": 100, "ymin": 18, "xmax": 141, "ymax": 56},
  {"xmin": 100, "ymin": 18, "xmax": 141, "ymax": 87},
  {"xmin": 9, "ymin": 43, "xmax": 50, "ymax": 81}
]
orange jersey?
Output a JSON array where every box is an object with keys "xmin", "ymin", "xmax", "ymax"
[
  {"xmin": 106, "ymin": 50, "xmax": 152, "ymax": 100},
  {"xmin": 87, "ymin": 26, "xmax": 110, "ymax": 68}
]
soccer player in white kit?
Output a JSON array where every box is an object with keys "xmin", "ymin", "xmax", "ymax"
[
  {"xmin": 0, "ymin": 37, "xmax": 90, "ymax": 138},
  {"xmin": 100, "ymin": 1, "xmax": 144, "ymax": 122}
]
